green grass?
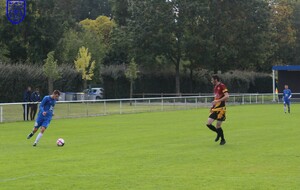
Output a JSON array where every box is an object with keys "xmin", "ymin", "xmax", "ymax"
[{"xmin": 0, "ymin": 104, "xmax": 299, "ymax": 189}]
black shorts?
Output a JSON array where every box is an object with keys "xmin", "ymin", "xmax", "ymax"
[{"xmin": 209, "ymin": 109, "xmax": 226, "ymax": 121}]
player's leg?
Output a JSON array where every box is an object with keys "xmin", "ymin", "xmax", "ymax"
[
  {"xmin": 30, "ymin": 105, "xmax": 33, "ymax": 120},
  {"xmin": 32, "ymin": 105, "xmax": 37, "ymax": 120},
  {"xmin": 206, "ymin": 117, "xmax": 216, "ymax": 132},
  {"xmin": 33, "ymin": 119, "xmax": 50, "ymax": 146},
  {"xmin": 26, "ymin": 104, "xmax": 30, "ymax": 121},
  {"xmin": 287, "ymin": 102, "xmax": 290, "ymax": 113},
  {"xmin": 206, "ymin": 113, "xmax": 222, "ymax": 142},
  {"xmin": 283, "ymin": 101, "xmax": 287, "ymax": 113},
  {"xmin": 216, "ymin": 121, "xmax": 226, "ymax": 145},
  {"xmin": 27, "ymin": 119, "xmax": 41, "ymax": 139},
  {"xmin": 22, "ymin": 104, "xmax": 26, "ymax": 121},
  {"xmin": 33, "ymin": 126, "xmax": 47, "ymax": 146}
]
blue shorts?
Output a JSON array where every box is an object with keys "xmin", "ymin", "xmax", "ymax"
[
  {"xmin": 34, "ymin": 115, "xmax": 52, "ymax": 129},
  {"xmin": 283, "ymin": 99, "xmax": 290, "ymax": 105}
]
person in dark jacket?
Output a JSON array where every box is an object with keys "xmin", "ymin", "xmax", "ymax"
[
  {"xmin": 30, "ymin": 88, "xmax": 41, "ymax": 120},
  {"xmin": 23, "ymin": 86, "xmax": 32, "ymax": 121}
]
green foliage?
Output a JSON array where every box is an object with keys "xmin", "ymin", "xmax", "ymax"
[
  {"xmin": 56, "ymin": 29, "xmax": 83, "ymax": 64},
  {"xmin": 220, "ymin": 71, "xmax": 272, "ymax": 93},
  {"xmin": 267, "ymin": 0, "xmax": 297, "ymax": 66},
  {"xmin": 44, "ymin": 51, "xmax": 61, "ymax": 93},
  {"xmin": 125, "ymin": 58, "xmax": 138, "ymax": 82},
  {"xmin": 0, "ymin": 0, "xmax": 299, "ymax": 96},
  {"xmin": 125, "ymin": 58, "xmax": 139, "ymax": 99},
  {"xmin": 294, "ymin": 1, "xmax": 300, "ymax": 64},
  {"xmin": 44, "ymin": 51, "xmax": 61, "ymax": 81},
  {"xmin": 0, "ymin": 42, "xmax": 10, "ymax": 63},
  {"xmin": 74, "ymin": 46, "xmax": 96, "ymax": 89},
  {"xmin": 80, "ymin": 16, "xmax": 116, "ymax": 47},
  {"xmin": 79, "ymin": 15, "xmax": 115, "ymax": 66},
  {"xmin": 109, "ymin": 0, "xmax": 129, "ymax": 26}
]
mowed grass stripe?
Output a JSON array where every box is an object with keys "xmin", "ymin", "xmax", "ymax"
[{"xmin": 0, "ymin": 104, "xmax": 299, "ymax": 190}]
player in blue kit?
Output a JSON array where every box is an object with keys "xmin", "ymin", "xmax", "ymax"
[
  {"xmin": 27, "ymin": 90, "xmax": 60, "ymax": 146},
  {"xmin": 282, "ymin": 85, "xmax": 292, "ymax": 113}
]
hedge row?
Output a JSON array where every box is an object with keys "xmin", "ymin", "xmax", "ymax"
[
  {"xmin": 0, "ymin": 63, "xmax": 272, "ymax": 102},
  {"xmin": 0, "ymin": 64, "xmax": 81, "ymax": 102}
]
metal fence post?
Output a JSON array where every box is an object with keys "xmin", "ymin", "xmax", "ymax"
[
  {"xmin": 0, "ymin": 106, "xmax": 3, "ymax": 123},
  {"xmin": 249, "ymin": 95, "xmax": 251, "ymax": 104},
  {"xmin": 86, "ymin": 102, "xmax": 88, "ymax": 116},
  {"xmin": 68, "ymin": 103, "xmax": 70, "ymax": 117},
  {"xmin": 120, "ymin": 100, "xmax": 122, "ymax": 114}
]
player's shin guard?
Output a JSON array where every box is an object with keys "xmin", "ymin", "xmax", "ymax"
[{"xmin": 206, "ymin": 124, "xmax": 217, "ymax": 132}]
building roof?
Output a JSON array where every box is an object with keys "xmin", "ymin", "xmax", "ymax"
[{"xmin": 272, "ymin": 65, "xmax": 300, "ymax": 71}]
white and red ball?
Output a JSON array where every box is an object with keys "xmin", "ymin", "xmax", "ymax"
[{"xmin": 56, "ymin": 138, "xmax": 65, "ymax": 146}]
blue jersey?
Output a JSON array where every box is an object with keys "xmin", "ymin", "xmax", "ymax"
[
  {"xmin": 283, "ymin": 89, "xmax": 292, "ymax": 102},
  {"xmin": 38, "ymin": 95, "xmax": 56, "ymax": 119}
]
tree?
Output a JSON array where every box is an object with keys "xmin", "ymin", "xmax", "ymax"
[
  {"xmin": 79, "ymin": 16, "xmax": 115, "ymax": 85},
  {"xmin": 267, "ymin": 0, "xmax": 297, "ymax": 66},
  {"xmin": 74, "ymin": 46, "xmax": 96, "ymax": 89},
  {"xmin": 125, "ymin": 0, "xmax": 185, "ymax": 94},
  {"xmin": 80, "ymin": 16, "xmax": 116, "ymax": 48},
  {"xmin": 125, "ymin": 58, "xmax": 138, "ymax": 101},
  {"xmin": 0, "ymin": 42, "xmax": 10, "ymax": 63},
  {"xmin": 109, "ymin": 0, "xmax": 129, "ymax": 26},
  {"xmin": 43, "ymin": 51, "xmax": 61, "ymax": 93},
  {"xmin": 293, "ymin": 0, "xmax": 300, "ymax": 64}
]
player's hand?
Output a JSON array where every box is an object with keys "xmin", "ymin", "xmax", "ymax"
[
  {"xmin": 212, "ymin": 99, "xmax": 219, "ymax": 105},
  {"xmin": 42, "ymin": 112, "xmax": 47, "ymax": 116}
]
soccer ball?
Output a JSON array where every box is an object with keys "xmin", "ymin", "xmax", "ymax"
[{"xmin": 56, "ymin": 138, "xmax": 65, "ymax": 146}]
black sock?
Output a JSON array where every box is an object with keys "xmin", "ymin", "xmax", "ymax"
[
  {"xmin": 206, "ymin": 124, "xmax": 217, "ymax": 132},
  {"xmin": 216, "ymin": 128, "xmax": 225, "ymax": 140}
]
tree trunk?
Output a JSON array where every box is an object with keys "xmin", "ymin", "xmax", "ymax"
[
  {"xmin": 129, "ymin": 80, "xmax": 133, "ymax": 106},
  {"xmin": 130, "ymin": 80, "xmax": 133, "ymax": 99},
  {"xmin": 48, "ymin": 78, "xmax": 53, "ymax": 94},
  {"xmin": 83, "ymin": 80, "xmax": 87, "ymax": 90},
  {"xmin": 189, "ymin": 67, "xmax": 194, "ymax": 93},
  {"xmin": 175, "ymin": 62, "xmax": 180, "ymax": 95}
]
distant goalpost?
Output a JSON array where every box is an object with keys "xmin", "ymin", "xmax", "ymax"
[{"xmin": 272, "ymin": 65, "xmax": 300, "ymax": 102}]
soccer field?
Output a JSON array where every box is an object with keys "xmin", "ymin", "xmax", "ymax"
[{"xmin": 0, "ymin": 104, "xmax": 299, "ymax": 190}]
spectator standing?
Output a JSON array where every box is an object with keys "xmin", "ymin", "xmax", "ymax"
[
  {"xmin": 23, "ymin": 86, "xmax": 32, "ymax": 121},
  {"xmin": 30, "ymin": 88, "xmax": 41, "ymax": 120}
]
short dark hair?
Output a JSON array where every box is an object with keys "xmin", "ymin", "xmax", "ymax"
[
  {"xmin": 212, "ymin": 75, "xmax": 220, "ymax": 82},
  {"xmin": 53, "ymin": 90, "xmax": 60, "ymax": 96}
]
